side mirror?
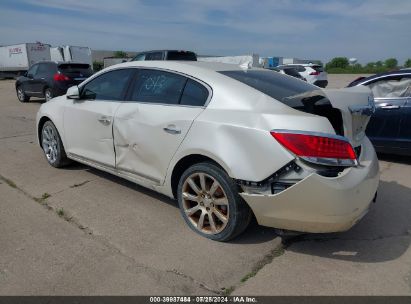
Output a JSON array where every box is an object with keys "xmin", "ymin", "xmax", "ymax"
[
  {"xmin": 23, "ymin": 71, "xmax": 28, "ymax": 77},
  {"xmin": 66, "ymin": 86, "xmax": 80, "ymax": 99},
  {"xmin": 27, "ymin": 73, "xmax": 33, "ymax": 79}
]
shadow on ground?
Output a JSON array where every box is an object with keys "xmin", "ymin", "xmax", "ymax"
[
  {"xmin": 284, "ymin": 180, "xmax": 411, "ymax": 263},
  {"xmin": 61, "ymin": 164, "xmax": 280, "ymax": 245}
]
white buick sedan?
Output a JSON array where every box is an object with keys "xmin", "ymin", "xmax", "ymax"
[{"xmin": 36, "ymin": 61, "xmax": 379, "ymax": 241}]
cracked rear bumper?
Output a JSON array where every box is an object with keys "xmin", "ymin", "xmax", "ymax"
[{"xmin": 240, "ymin": 137, "xmax": 380, "ymax": 233}]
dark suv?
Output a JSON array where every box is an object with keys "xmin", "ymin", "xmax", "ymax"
[
  {"xmin": 16, "ymin": 61, "xmax": 93, "ymax": 102},
  {"xmin": 132, "ymin": 50, "xmax": 197, "ymax": 61}
]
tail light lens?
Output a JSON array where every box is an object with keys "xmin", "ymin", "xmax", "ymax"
[
  {"xmin": 270, "ymin": 130, "xmax": 357, "ymax": 167},
  {"xmin": 53, "ymin": 73, "xmax": 70, "ymax": 81},
  {"xmin": 309, "ymin": 71, "xmax": 320, "ymax": 76}
]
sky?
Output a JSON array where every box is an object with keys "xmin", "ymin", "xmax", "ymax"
[{"xmin": 0, "ymin": 0, "xmax": 410, "ymax": 64}]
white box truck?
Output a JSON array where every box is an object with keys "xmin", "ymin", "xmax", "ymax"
[
  {"xmin": 0, "ymin": 43, "xmax": 51, "ymax": 78},
  {"xmin": 50, "ymin": 45, "xmax": 92, "ymax": 67}
]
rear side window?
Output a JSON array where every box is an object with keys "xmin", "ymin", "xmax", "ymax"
[
  {"xmin": 145, "ymin": 52, "xmax": 163, "ymax": 60},
  {"xmin": 130, "ymin": 69, "xmax": 187, "ymax": 104},
  {"xmin": 180, "ymin": 79, "xmax": 209, "ymax": 106},
  {"xmin": 58, "ymin": 64, "xmax": 93, "ymax": 77},
  {"xmin": 81, "ymin": 69, "xmax": 133, "ymax": 101},
  {"xmin": 166, "ymin": 51, "xmax": 197, "ymax": 61}
]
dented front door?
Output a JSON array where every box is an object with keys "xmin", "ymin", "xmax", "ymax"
[
  {"xmin": 113, "ymin": 68, "xmax": 208, "ymax": 184},
  {"xmin": 113, "ymin": 103, "xmax": 203, "ymax": 184}
]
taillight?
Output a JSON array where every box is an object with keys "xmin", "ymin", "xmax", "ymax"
[
  {"xmin": 309, "ymin": 71, "xmax": 320, "ymax": 76},
  {"xmin": 53, "ymin": 73, "xmax": 70, "ymax": 81},
  {"xmin": 270, "ymin": 130, "xmax": 357, "ymax": 167}
]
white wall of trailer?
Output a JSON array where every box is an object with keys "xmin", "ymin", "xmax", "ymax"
[{"xmin": 0, "ymin": 43, "xmax": 50, "ymax": 72}]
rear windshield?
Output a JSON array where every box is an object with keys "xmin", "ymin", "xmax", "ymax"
[
  {"xmin": 220, "ymin": 69, "xmax": 342, "ymax": 134},
  {"xmin": 166, "ymin": 51, "xmax": 197, "ymax": 61},
  {"xmin": 58, "ymin": 64, "xmax": 93, "ymax": 76},
  {"xmin": 219, "ymin": 70, "xmax": 319, "ymax": 104},
  {"xmin": 282, "ymin": 68, "xmax": 302, "ymax": 78}
]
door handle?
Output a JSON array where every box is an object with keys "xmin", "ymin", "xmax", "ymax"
[
  {"xmin": 163, "ymin": 125, "xmax": 181, "ymax": 134},
  {"xmin": 98, "ymin": 116, "xmax": 111, "ymax": 125},
  {"xmin": 381, "ymin": 104, "xmax": 400, "ymax": 110}
]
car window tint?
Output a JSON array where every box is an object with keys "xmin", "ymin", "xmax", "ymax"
[
  {"xmin": 133, "ymin": 54, "xmax": 146, "ymax": 61},
  {"xmin": 36, "ymin": 63, "xmax": 49, "ymax": 76},
  {"xmin": 180, "ymin": 79, "xmax": 209, "ymax": 106},
  {"xmin": 368, "ymin": 76, "xmax": 411, "ymax": 98},
  {"xmin": 146, "ymin": 52, "xmax": 163, "ymax": 60},
  {"xmin": 27, "ymin": 64, "xmax": 38, "ymax": 76},
  {"xmin": 220, "ymin": 70, "xmax": 317, "ymax": 102},
  {"xmin": 58, "ymin": 64, "xmax": 92, "ymax": 77},
  {"xmin": 81, "ymin": 69, "xmax": 133, "ymax": 101},
  {"xmin": 166, "ymin": 51, "xmax": 197, "ymax": 61},
  {"xmin": 130, "ymin": 69, "xmax": 187, "ymax": 104}
]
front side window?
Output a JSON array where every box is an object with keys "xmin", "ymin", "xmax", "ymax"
[
  {"xmin": 133, "ymin": 54, "xmax": 146, "ymax": 61},
  {"xmin": 27, "ymin": 64, "xmax": 39, "ymax": 77},
  {"xmin": 367, "ymin": 76, "xmax": 411, "ymax": 98},
  {"xmin": 130, "ymin": 69, "xmax": 187, "ymax": 104},
  {"xmin": 81, "ymin": 69, "xmax": 133, "ymax": 101}
]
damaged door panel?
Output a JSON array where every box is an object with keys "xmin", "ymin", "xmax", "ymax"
[{"xmin": 113, "ymin": 104, "xmax": 204, "ymax": 183}]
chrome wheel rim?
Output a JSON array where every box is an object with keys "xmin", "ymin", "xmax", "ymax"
[
  {"xmin": 182, "ymin": 172, "xmax": 229, "ymax": 235},
  {"xmin": 17, "ymin": 88, "xmax": 24, "ymax": 101},
  {"xmin": 45, "ymin": 90, "xmax": 52, "ymax": 101},
  {"xmin": 42, "ymin": 125, "xmax": 59, "ymax": 164}
]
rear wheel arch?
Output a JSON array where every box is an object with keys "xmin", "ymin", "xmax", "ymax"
[{"xmin": 170, "ymin": 154, "xmax": 232, "ymax": 199}]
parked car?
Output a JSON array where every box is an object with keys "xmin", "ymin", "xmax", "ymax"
[
  {"xmin": 280, "ymin": 64, "xmax": 328, "ymax": 88},
  {"xmin": 16, "ymin": 61, "xmax": 93, "ymax": 102},
  {"xmin": 269, "ymin": 66, "xmax": 306, "ymax": 81},
  {"xmin": 348, "ymin": 69, "xmax": 411, "ymax": 156},
  {"xmin": 132, "ymin": 50, "xmax": 197, "ymax": 61},
  {"xmin": 36, "ymin": 61, "xmax": 379, "ymax": 241}
]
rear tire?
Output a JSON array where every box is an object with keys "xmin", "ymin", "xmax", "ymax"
[
  {"xmin": 44, "ymin": 88, "xmax": 53, "ymax": 102},
  {"xmin": 41, "ymin": 121, "xmax": 70, "ymax": 168},
  {"xmin": 16, "ymin": 86, "xmax": 29, "ymax": 102},
  {"xmin": 177, "ymin": 162, "xmax": 252, "ymax": 242}
]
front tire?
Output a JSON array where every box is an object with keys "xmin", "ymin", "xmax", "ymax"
[
  {"xmin": 41, "ymin": 121, "xmax": 70, "ymax": 168},
  {"xmin": 177, "ymin": 162, "xmax": 252, "ymax": 241},
  {"xmin": 16, "ymin": 86, "xmax": 29, "ymax": 102}
]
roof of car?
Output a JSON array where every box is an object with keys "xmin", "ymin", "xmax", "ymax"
[
  {"xmin": 108, "ymin": 60, "xmax": 262, "ymax": 73},
  {"xmin": 351, "ymin": 69, "xmax": 411, "ymax": 86}
]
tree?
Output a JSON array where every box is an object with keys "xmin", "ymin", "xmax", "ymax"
[
  {"xmin": 384, "ymin": 58, "xmax": 398, "ymax": 69},
  {"xmin": 325, "ymin": 57, "xmax": 349, "ymax": 70},
  {"xmin": 93, "ymin": 61, "xmax": 103, "ymax": 71},
  {"xmin": 113, "ymin": 50, "xmax": 128, "ymax": 58},
  {"xmin": 365, "ymin": 62, "xmax": 375, "ymax": 68},
  {"xmin": 404, "ymin": 58, "xmax": 411, "ymax": 68},
  {"xmin": 375, "ymin": 61, "xmax": 383, "ymax": 67}
]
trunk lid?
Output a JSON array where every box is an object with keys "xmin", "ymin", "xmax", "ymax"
[{"xmin": 323, "ymin": 86, "xmax": 375, "ymax": 147}]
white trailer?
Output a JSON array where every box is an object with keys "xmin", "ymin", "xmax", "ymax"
[
  {"xmin": 64, "ymin": 46, "xmax": 92, "ymax": 65},
  {"xmin": 0, "ymin": 43, "xmax": 51, "ymax": 78}
]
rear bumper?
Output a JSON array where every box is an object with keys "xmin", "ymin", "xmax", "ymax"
[{"xmin": 240, "ymin": 137, "xmax": 380, "ymax": 233}]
